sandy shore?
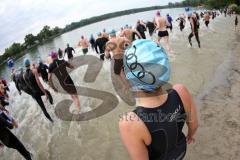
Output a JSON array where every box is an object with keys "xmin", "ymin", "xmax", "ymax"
[{"xmin": 186, "ymin": 31, "xmax": 240, "ymax": 159}]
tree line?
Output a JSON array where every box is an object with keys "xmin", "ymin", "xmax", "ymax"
[
  {"xmin": 0, "ymin": 26, "xmax": 62, "ymax": 65},
  {"xmin": 168, "ymin": 0, "xmax": 240, "ymax": 11}
]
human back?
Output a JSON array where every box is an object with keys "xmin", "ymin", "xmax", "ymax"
[
  {"xmin": 155, "ymin": 16, "xmax": 167, "ymax": 31},
  {"xmin": 106, "ymin": 36, "xmax": 129, "ymax": 59},
  {"xmin": 13, "ymin": 69, "xmax": 35, "ymax": 95},
  {"xmin": 119, "ymin": 40, "xmax": 198, "ymax": 160},
  {"xmin": 24, "ymin": 68, "xmax": 42, "ymax": 94},
  {"xmin": 48, "ymin": 58, "xmax": 70, "ymax": 83}
]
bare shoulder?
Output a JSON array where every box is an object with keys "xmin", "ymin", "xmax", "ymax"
[
  {"xmin": 119, "ymin": 112, "xmax": 140, "ymax": 131},
  {"xmin": 173, "ymin": 84, "xmax": 192, "ymax": 111},
  {"xmin": 173, "ymin": 84, "xmax": 191, "ymax": 99},
  {"xmin": 32, "ymin": 68, "xmax": 38, "ymax": 75}
]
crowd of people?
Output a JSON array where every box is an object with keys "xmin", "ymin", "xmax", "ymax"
[{"xmin": 0, "ymin": 8, "xmax": 239, "ymax": 160}]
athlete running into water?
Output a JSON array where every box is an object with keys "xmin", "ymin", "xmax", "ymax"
[
  {"xmin": 121, "ymin": 25, "xmax": 142, "ymax": 42},
  {"xmin": 166, "ymin": 14, "xmax": 173, "ymax": 32},
  {"xmin": 188, "ymin": 13, "xmax": 201, "ymax": 48},
  {"xmin": 12, "ymin": 59, "xmax": 54, "ymax": 122},
  {"xmin": 235, "ymin": 16, "xmax": 238, "ymax": 31},
  {"xmin": 95, "ymin": 32, "xmax": 109, "ymax": 60},
  {"xmin": 64, "ymin": 44, "xmax": 75, "ymax": 61},
  {"xmin": 102, "ymin": 28, "xmax": 109, "ymax": 40},
  {"xmin": 155, "ymin": 11, "xmax": 172, "ymax": 53},
  {"xmin": 37, "ymin": 58, "xmax": 49, "ymax": 83},
  {"xmin": 0, "ymin": 104, "xmax": 32, "ymax": 160},
  {"xmin": 145, "ymin": 21, "xmax": 156, "ymax": 37},
  {"xmin": 176, "ymin": 14, "xmax": 186, "ymax": 32},
  {"xmin": 119, "ymin": 39, "xmax": 198, "ymax": 160},
  {"xmin": 78, "ymin": 36, "xmax": 89, "ymax": 55},
  {"xmin": 48, "ymin": 51, "xmax": 81, "ymax": 112},
  {"xmin": 89, "ymin": 34, "xmax": 96, "ymax": 51},
  {"xmin": 204, "ymin": 12, "xmax": 210, "ymax": 28},
  {"xmin": 105, "ymin": 29, "xmax": 131, "ymax": 89},
  {"xmin": 136, "ymin": 20, "xmax": 147, "ymax": 39},
  {"xmin": 58, "ymin": 48, "xmax": 64, "ymax": 59}
]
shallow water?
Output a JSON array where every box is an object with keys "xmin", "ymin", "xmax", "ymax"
[{"xmin": 0, "ymin": 9, "xmax": 237, "ymax": 160}]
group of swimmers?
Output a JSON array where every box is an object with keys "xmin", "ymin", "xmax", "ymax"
[{"xmin": 0, "ymin": 9, "xmax": 237, "ymax": 160}]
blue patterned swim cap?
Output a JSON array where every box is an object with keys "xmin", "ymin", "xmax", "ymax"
[{"xmin": 124, "ymin": 39, "xmax": 170, "ymax": 92}]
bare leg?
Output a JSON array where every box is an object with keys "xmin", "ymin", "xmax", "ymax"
[
  {"xmin": 120, "ymin": 70, "xmax": 131, "ymax": 90},
  {"xmin": 157, "ymin": 36, "xmax": 161, "ymax": 44},
  {"xmin": 71, "ymin": 95, "xmax": 81, "ymax": 111},
  {"xmin": 163, "ymin": 36, "xmax": 172, "ymax": 54}
]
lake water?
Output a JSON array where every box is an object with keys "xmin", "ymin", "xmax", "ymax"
[{"xmin": 0, "ymin": 8, "xmax": 236, "ymax": 160}]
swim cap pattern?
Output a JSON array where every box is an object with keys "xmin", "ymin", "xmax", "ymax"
[{"xmin": 124, "ymin": 39, "xmax": 170, "ymax": 92}]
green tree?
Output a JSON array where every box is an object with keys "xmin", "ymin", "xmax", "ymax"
[
  {"xmin": 52, "ymin": 26, "xmax": 62, "ymax": 35},
  {"xmin": 37, "ymin": 25, "xmax": 53, "ymax": 42},
  {"xmin": 24, "ymin": 34, "xmax": 36, "ymax": 47},
  {"xmin": 4, "ymin": 43, "xmax": 24, "ymax": 57}
]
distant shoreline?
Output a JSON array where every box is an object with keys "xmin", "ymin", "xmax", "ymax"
[{"xmin": 0, "ymin": 5, "xmax": 173, "ymax": 68}]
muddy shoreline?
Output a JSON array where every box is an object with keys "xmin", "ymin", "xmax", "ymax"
[{"xmin": 186, "ymin": 32, "xmax": 240, "ymax": 160}]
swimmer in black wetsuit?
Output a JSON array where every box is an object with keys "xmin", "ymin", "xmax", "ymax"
[
  {"xmin": 58, "ymin": 48, "xmax": 63, "ymax": 59},
  {"xmin": 0, "ymin": 104, "xmax": 32, "ymax": 160},
  {"xmin": 64, "ymin": 44, "xmax": 75, "ymax": 61},
  {"xmin": 176, "ymin": 16, "xmax": 186, "ymax": 32},
  {"xmin": 145, "ymin": 21, "xmax": 156, "ymax": 37},
  {"xmin": 13, "ymin": 59, "xmax": 54, "ymax": 122},
  {"xmin": 48, "ymin": 51, "xmax": 81, "ymax": 112},
  {"xmin": 188, "ymin": 13, "xmax": 201, "ymax": 48},
  {"xmin": 37, "ymin": 59, "xmax": 49, "ymax": 83},
  {"xmin": 89, "ymin": 34, "xmax": 96, "ymax": 51},
  {"xmin": 95, "ymin": 32, "xmax": 109, "ymax": 60},
  {"xmin": 119, "ymin": 39, "xmax": 199, "ymax": 160},
  {"xmin": 224, "ymin": 8, "xmax": 227, "ymax": 17},
  {"xmin": 136, "ymin": 20, "xmax": 147, "ymax": 39},
  {"xmin": 235, "ymin": 16, "xmax": 238, "ymax": 31}
]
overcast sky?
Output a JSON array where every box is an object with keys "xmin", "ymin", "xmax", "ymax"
[{"xmin": 0, "ymin": 0, "xmax": 182, "ymax": 54}]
